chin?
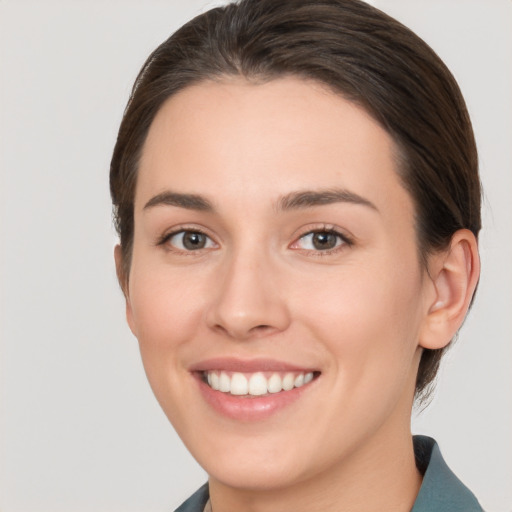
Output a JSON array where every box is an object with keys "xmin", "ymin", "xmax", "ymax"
[
  {"xmin": 206, "ymin": 458, "xmax": 311, "ymax": 492},
  {"xmin": 188, "ymin": 431, "xmax": 324, "ymax": 492}
]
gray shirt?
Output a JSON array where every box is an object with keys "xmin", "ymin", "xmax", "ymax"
[{"xmin": 174, "ymin": 436, "xmax": 484, "ymax": 512}]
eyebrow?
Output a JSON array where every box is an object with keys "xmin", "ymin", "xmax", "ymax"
[
  {"xmin": 277, "ymin": 188, "xmax": 378, "ymax": 212},
  {"xmin": 143, "ymin": 191, "xmax": 213, "ymax": 211},
  {"xmin": 143, "ymin": 187, "xmax": 378, "ymax": 213}
]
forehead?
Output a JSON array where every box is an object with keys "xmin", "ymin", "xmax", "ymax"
[{"xmin": 136, "ymin": 77, "xmax": 413, "ymax": 221}]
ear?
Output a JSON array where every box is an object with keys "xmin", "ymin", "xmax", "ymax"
[
  {"xmin": 114, "ymin": 244, "xmax": 136, "ymax": 335},
  {"xmin": 419, "ymin": 229, "xmax": 480, "ymax": 350}
]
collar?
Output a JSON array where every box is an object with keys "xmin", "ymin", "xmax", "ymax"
[{"xmin": 412, "ymin": 435, "xmax": 483, "ymax": 511}]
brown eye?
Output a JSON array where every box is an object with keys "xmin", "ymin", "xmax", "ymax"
[
  {"xmin": 311, "ymin": 232, "xmax": 338, "ymax": 250},
  {"xmin": 167, "ymin": 231, "xmax": 215, "ymax": 251},
  {"xmin": 295, "ymin": 230, "xmax": 346, "ymax": 252},
  {"xmin": 182, "ymin": 232, "xmax": 207, "ymax": 250}
]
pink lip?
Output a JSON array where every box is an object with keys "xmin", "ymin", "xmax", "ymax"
[
  {"xmin": 189, "ymin": 357, "xmax": 316, "ymax": 373},
  {"xmin": 190, "ymin": 358, "xmax": 319, "ymax": 422}
]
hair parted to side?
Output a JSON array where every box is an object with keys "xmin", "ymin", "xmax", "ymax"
[{"xmin": 110, "ymin": 0, "xmax": 481, "ymax": 402}]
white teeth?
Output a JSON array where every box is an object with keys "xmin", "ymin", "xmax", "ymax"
[
  {"xmin": 248, "ymin": 373, "xmax": 268, "ymax": 396},
  {"xmin": 282, "ymin": 373, "xmax": 295, "ymax": 391},
  {"xmin": 230, "ymin": 373, "xmax": 248, "ymax": 395},
  {"xmin": 294, "ymin": 374, "xmax": 304, "ymax": 388},
  {"xmin": 267, "ymin": 373, "xmax": 282, "ymax": 393},
  {"xmin": 210, "ymin": 372, "xmax": 220, "ymax": 390},
  {"xmin": 204, "ymin": 370, "xmax": 316, "ymax": 396},
  {"xmin": 219, "ymin": 371, "xmax": 231, "ymax": 392}
]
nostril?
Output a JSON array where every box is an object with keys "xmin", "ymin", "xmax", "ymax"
[
  {"xmin": 212, "ymin": 323, "xmax": 229, "ymax": 336},
  {"xmin": 249, "ymin": 324, "xmax": 277, "ymax": 336},
  {"xmin": 212, "ymin": 323, "xmax": 276, "ymax": 340}
]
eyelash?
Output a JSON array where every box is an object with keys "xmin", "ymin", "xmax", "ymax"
[{"xmin": 156, "ymin": 225, "xmax": 353, "ymax": 256}]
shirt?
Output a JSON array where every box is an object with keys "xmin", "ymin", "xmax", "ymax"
[{"xmin": 174, "ymin": 436, "xmax": 484, "ymax": 512}]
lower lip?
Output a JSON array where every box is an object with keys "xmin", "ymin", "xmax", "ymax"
[{"xmin": 195, "ymin": 374, "xmax": 316, "ymax": 422}]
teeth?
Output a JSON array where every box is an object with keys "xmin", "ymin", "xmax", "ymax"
[
  {"xmin": 268, "ymin": 373, "xmax": 282, "ymax": 393},
  {"xmin": 204, "ymin": 370, "xmax": 315, "ymax": 396},
  {"xmin": 282, "ymin": 373, "xmax": 295, "ymax": 391},
  {"xmin": 248, "ymin": 373, "xmax": 268, "ymax": 396},
  {"xmin": 219, "ymin": 371, "xmax": 231, "ymax": 392},
  {"xmin": 294, "ymin": 374, "xmax": 304, "ymax": 387},
  {"xmin": 230, "ymin": 373, "xmax": 249, "ymax": 395},
  {"xmin": 210, "ymin": 372, "xmax": 220, "ymax": 390}
]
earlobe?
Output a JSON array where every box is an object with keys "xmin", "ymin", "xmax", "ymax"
[{"xmin": 419, "ymin": 229, "xmax": 480, "ymax": 350}]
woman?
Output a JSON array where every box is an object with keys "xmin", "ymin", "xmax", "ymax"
[{"xmin": 110, "ymin": 0, "xmax": 483, "ymax": 510}]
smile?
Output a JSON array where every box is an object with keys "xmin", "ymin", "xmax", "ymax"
[{"xmin": 203, "ymin": 370, "xmax": 315, "ymax": 396}]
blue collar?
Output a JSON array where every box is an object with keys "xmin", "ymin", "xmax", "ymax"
[
  {"xmin": 412, "ymin": 436, "xmax": 483, "ymax": 511},
  {"xmin": 175, "ymin": 436, "xmax": 483, "ymax": 512}
]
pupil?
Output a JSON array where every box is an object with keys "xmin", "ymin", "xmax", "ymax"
[
  {"xmin": 183, "ymin": 232, "xmax": 206, "ymax": 250},
  {"xmin": 313, "ymin": 232, "xmax": 337, "ymax": 250}
]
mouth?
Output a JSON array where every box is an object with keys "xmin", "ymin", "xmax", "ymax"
[
  {"xmin": 201, "ymin": 370, "xmax": 317, "ymax": 397},
  {"xmin": 190, "ymin": 357, "xmax": 321, "ymax": 420},
  {"xmin": 191, "ymin": 359, "xmax": 320, "ymax": 421}
]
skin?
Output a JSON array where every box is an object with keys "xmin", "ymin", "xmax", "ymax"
[{"xmin": 116, "ymin": 77, "xmax": 479, "ymax": 512}]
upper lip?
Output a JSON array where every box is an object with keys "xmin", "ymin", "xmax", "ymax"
[{"xmin": 189, "ymin": 357, "xmax": 318, "ymax": 373}]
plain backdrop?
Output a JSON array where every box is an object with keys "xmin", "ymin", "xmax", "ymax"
[{"xmin": 1, "ymin": 1, "xmax": 511, "ymax": 511}]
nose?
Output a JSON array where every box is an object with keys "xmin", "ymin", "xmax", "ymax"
[{"xmin": 205, "ymin": 248, "xmax": 291, "ymax": 340}]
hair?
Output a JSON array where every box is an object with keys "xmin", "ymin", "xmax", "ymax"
[{"xmin": 110, "ymin": 0, "xmax": 481, "ymax": 402}]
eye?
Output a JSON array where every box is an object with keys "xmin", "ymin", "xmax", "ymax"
[
  {"xmin": 293, "ymin": 229, "xmax": 349, "ymax": 252},
  {"xmin": 164, "ymin": 230, "xmax": 216, "ymax": 251}
]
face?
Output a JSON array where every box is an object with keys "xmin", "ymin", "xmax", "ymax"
[{"xmin": 123, "ymin": 77, "xmax": 435, "ymax": 492}]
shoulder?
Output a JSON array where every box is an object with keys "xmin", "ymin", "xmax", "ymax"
[
  {"xmin": 174, "ymin": 483, "xmax": 209, "ymax": 512},
  {"xmin": 412, "ymin": 436, "xmax": 485, "ymax": 512}
]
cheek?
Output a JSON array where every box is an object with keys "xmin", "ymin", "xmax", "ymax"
[
  {"xmin": 292, "ymin": 258, "xmax": 424, "ymax": 381},
  {"xmin": 298, "ymin": 271, "xmax": 423, "ymax": 449},
  {"xmin": 127, "ymin": 259, "xmax": 212, "ymax": 399},
  {"xmin": 129, "ymin": 262, "xmax": 206, "ymax": 342},
  {"xmin": 126, "ymin": 261, "xmax": 216, "ymax": 432}
]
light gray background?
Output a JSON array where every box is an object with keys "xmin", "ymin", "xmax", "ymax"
[{"xmin": 1, "ymin": 1, "xmax": 511, "ymax": 511}]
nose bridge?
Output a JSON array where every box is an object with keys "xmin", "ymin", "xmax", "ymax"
[{"xmin": 206, "ymin": 239, "xmax": 290, "ymax": 339}]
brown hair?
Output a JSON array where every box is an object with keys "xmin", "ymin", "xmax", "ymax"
[{"xmin": 110, "ymin": 0, "xmax": 481, "ymax": 401}]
